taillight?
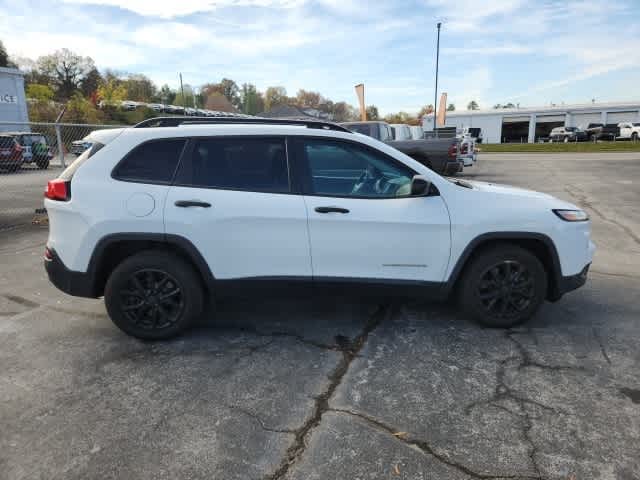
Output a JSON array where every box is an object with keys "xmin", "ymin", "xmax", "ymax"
[
  {"xmin": 448, "ymin": 143, "xmax": 458, "ymax": 158},
  {"xmin": 45, "ymin": 179, "xmax": 70, "ymax": 201}
]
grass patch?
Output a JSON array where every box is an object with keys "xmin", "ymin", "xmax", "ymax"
[{"xmin": 479, "ymin": 142, "xmax": 640, "ymax": 153}]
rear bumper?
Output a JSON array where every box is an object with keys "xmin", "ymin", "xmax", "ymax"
[{"xmin": 44, "ymin": 248, "xmax": 97, "ymax": 298}]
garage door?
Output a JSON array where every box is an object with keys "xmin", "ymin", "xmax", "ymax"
[
  {"xmin": 573, "ymin": 113, "xmax": 601, "ymax": 128},
  {"xmin": 607, "ymin": 112, "xmax": 638, "ymax": 123},
  {"xmin": 536, "ymin": 114, "xmax": 565, "ymax": 123}
]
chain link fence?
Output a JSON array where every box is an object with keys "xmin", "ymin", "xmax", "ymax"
[{"xmin": 0, "ymin": 121, "xmax": 126, "ymax": 230}]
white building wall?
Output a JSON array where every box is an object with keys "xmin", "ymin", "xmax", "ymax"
[{"xmin": 442, "ymin": 113, "xmax": 504, "ymax": 143}]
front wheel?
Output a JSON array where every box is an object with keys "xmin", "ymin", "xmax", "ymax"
[
  {"xmin": 563, "ymin": 136, "xmax": 570, "ymax": 143},
  {"xmin": 104, "ymin": 251, "xmax": 204, "ymax": 340},
  {"xmin": 458, "ymin": 244, "xmax": 547, "ymax": 328},
  {"xmin": 632, "ymin": 132, "xmax": 638, "ymax": 142}
]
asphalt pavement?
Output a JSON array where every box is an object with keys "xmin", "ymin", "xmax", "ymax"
[{"xmin": 1, "ymin": 152, "xmax": 639, "ymax": 480}]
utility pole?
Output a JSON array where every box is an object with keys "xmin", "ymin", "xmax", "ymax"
[
  {"xmin": 179, "ymin": 73, "xmax": 185, "ymax": 109},
  {"xmin": 433, "ymin": 22, "xmax": 441, "ymax": 137}
]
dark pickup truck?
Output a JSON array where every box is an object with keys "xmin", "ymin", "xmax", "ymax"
[
  {"xmin": 341, "ymin": 121, "xmax": 461, "ymax": 175},
  {"xmin": 586, "ymin": 123, "xmax": 619, "ymax": 141}
]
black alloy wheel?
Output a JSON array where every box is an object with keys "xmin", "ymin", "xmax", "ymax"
[
  {"xmin": 476, "ymin": 261, "xmax": 534, "ymax": 320},
  {"xmin": 119, "ymin": 269, "xmax": 184, "ymax": 331}
]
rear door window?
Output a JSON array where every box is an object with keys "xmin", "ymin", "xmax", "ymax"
[
  {"xmin": 113, "ymin": 139, "xmax": 186, "ymax": 184},
  {"xmin": 174, "ymin": 137, "xmax": 289, "ymax": 193}
]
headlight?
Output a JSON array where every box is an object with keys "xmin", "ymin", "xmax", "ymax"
[{"xmin": 553, "ymin": 209, "xmax": 589, "ymax": 222}]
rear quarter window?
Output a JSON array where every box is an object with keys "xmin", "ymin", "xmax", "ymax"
[
  {"xmin": 112, "ymin": 139, "xmax": 186, "ymax": 184},
  {"xmin": 60, "ymin": 142, "xmax": 105, "ymax": 181}
]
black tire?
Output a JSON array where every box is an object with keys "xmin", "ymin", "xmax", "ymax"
[
  {"xmin": 104, "ymin": 250, "xmax": 204, "ymax": 340},
  {"xmin": 458, "ymin": 244, "xmax": 547, "ymax": 328},
  {"xmin": 632, "ymin": 132, "xmax": 638, "ymax": 142},
  {"xmin": 8, "ymin": 162, "xmax": 20, "ymax": 172},
  {"xmin": 36, "ymin": 158, "xmax": 49, "ymax": 169}
]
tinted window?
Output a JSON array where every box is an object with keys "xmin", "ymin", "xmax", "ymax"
[
  {"xmin": 175, "ymin": 137, "xmax": 289, "ymax": 193},
  {"xmin": 0, "ymin": 136, "xmax": 15, "ymax": 148},
  {"xmin": 113, "ymin": 139, "xmax": 185, "ymax": 183},
  {"xmin": 301, "ymin": 139, "xmax": 414, "ymax": 198},
  {"xmin": 345, "ymin": 123, "xmax": 376, "ymax": 137}
]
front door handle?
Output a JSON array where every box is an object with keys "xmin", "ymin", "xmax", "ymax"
[
  {"xmin": 175, "ymin": 200, "xmax": 211, "ymax": 208},
  {"xmin": 315, "ymin": 206, "xmax": 349, "ymax": 214}
]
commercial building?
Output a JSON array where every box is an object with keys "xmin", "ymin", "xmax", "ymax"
[
  {"xmin": 0, "ymin": 67, "xmax": 28, "ymax": 131},
  {"xmin": 423, "ymin": 101, "xmax": 640, "ymax": 143}
]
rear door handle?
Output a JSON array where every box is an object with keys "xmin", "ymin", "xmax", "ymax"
[
  {"xmin": 315, "ymin": 206, "xmax": 349, "ymax": 214},
  {"xmin": 175, "ymin": 200, "xmax": 211, "ymax": 208}
]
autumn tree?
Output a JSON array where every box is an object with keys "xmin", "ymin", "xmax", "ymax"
[
  {"xmin": 36, "ymin": 48, "xmax": 95, "ymax": 101},
  {"xmin": 81, "ymin": 68, "xmax": 102, "ymax": 98},
  {"xmin": 65, "ymin": 92, "xmax": 103, "ymax": 123},
  {"xmin": 158, "ymin": 85, "xmax": 176, "ymax": 105},
  {"xmin": 123, "ymin": 74, "xmax": 157, "ymax": 102},
  {"xmin": 201, "ymin": 79, "xmax": 241, "ymax": 109},
  {"xmin": 365, "ymin": 105, "xmax": 379, "ymax": 120},
  {"xmin": 26, "ymin": 84, "xmax": 54, "ymax": 102},
  {"xmin": 296, "ymin": 89, "xmax": 322, "ymax": 108},
  {"xmin": 205, "ymin": 93, "xmax": 236, "ymax": 112},
  {"xmin": 264, "ymin": 86, "xmax": 288, "ymax": 111},
  {"xmin": 97, "ymin": 79, "xmax": 126, "ymax": 105}
]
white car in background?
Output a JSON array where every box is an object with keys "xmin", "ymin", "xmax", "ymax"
[
  {"xmin": 617, "ymin": 122, "xmax": 640, "ymax": 141},
  {"xmin": 410, "ymin": 126, "xmax": 424, "ymax": 140},
  {"xmin": 390, "ymin": 124, "xmax": 413, "ymax": 141}
]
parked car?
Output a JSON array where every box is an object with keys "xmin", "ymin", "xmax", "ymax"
[
  {"xmin": 341, "ymin": 121, "xmax": 461, "ymax": 175},
  {"xmin": 121, "ymin": 100, "xmax": 139, "ymax": 111},
  {"xmin": 457, "ymin": 136, "xmax": 477, "ymax": 167},
  {"xmin": 147, "ymin": 103, "xmax": 165, "ymax": 112},
  {"xmin": 43, "ymin": 117, "xmax": 594, "ymax": 339},
  {"xmin": 71, "ymin": 139, "xmax": 93, "ymax": 156},
  {"xmin": 549, "ymin": 126, "xmax": 588, "ymax": 143},
  {"xmin": 409, "ymin": 126, "xmax": 424, "ymax": 140},
  {"xmin": 585, "ymin": 123, "xmax": 619, "ymax": 141},
  {"xmin": 0, "ymin": 135, "xmax": 23, "ymax": 172},
  {"xmin": 390, "ymin": 124, "xmax": 413, "ymax": 141},
  {"xmin": 617, "ymin": 122, "xmax": 640, "ymax": 141},
  {"xmin": 8, "ymin": 132, "xmax": 52, "ymax": 169}
]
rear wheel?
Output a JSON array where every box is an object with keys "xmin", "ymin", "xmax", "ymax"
[
  {"xmin": 458, "ymin": 244, "xmax": 547, "ymax": 328},
  {"xmin": 632, "ymin": 132, "xmax": 638, "ymax": 142},
  {"xmin": 104, "ymin": 251, "xmax": 204, "ymax": 340}
]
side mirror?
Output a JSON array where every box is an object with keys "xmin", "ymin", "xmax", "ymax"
[{"xmin": 411, "ymin": 175, "xmax": 431, "ymax": 196}]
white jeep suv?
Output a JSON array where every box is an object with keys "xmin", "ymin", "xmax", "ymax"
[{"xmin": 44, "ymin": 117, "xmax": 595, "ymax": 340}]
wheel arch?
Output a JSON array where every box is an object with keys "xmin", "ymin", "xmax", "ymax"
[
  {"xmin": 444, "ymin": 232, "xmax": 562, "ymax": 301},
  {"xmin": 87, "ymin": 233, "xmax": 215, "ymax": 297}
]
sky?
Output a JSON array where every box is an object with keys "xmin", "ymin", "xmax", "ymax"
[{"xmin": 1, "ymin": 0, "xmax": 639, "ymax": 115}]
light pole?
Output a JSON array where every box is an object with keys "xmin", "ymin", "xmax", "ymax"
[{"xmin": 433, "ymin": 22, "xmax": 441, "ymax": 136}]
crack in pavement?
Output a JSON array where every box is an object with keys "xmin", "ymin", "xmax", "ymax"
[
  {"xmin": 264, "ymin": 304, "xmax": 389, "ymax": 480},
  {"xmin": 210, "ymin": 324, "xmax": 342, "ymax": 352},
  {"xmin": 461, "ymin": 329, "xmax": 589, "ymax": 479},
  {"xmin": 591, "ymin": 327, "xmax": 612, "ymax": 365},
  {"xmin": 329, "ymin": 408, "xmax": 541, "ymax": 480},
  {"xmin": 224, "ymin": 404, "xmax": 297, "ymax": 434}
]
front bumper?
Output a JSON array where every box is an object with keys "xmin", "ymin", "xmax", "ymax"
[
  {"xmin": 45, "ymin": 248, "xmax": 97, "ymax": 298},
  {"xmin": 549, "ymin": 263, "xmax": 590, "ymax": 301}
]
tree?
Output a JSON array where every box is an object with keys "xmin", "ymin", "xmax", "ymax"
[
  {"xmin": 296, "ymin": 89, "xmax": 322, "ymax": 108},
  {"xmin": 467, "ymin": 100, "xmax": 479, "ymax": 110},
  {"xmin": 418, "ymin": 105, "xmax": 434, "ymax": 117},
  {"xmin": 447, "ymin": 103, "xmax": 455, "ymax": 111},
  {"xmin": 365, "ymin": 105, "xmax": 379, "ymax": 120},
  {"xmin": 97, "ymin": 79, "xmax": 126, "ymax": 106},
  {"xmin": 240, "ymin": 83, "xmax": 264, "ymax": 115},
  {"xmin": 202, "ymin": 79, "xmax": 241, "ymax": 109},
  {"xmin": 81, "ymin": 68, "xmax": 102, "ymax": 98},
  {"xmin": 174, "ymin": 84, "xmax": 196, "ymax": 108},
  {"xmin": 264, "ymin": 86, "xmax": 288, "ymax": 111},
  {"xmin": 0, "ymin": 40, "xmax": 14, "ymax": 68},
  {"xmin": 158, "ymin": 84, "xmax": 176, "ymax": 105},
  {"xmin": 503, "ymin": 102, "xmax": 515, "ymax": 109},
  {"xmin": 205, "ymin": 92, "xmax": 236, "ymax": 112},
  {"xmin": 123, "ymin": 74, "xmax": 156, "ymax": 103},
  {"xmin": 36, "ymin": 49, "xmax": 96, "ymax": 101},
  {"xmin": 329, "ymin": 101, "xmax": 357, "ymax": 122},
  {"xmin": 26, "ymin": 84, "xmax": 54, "ymax": 102},
  {"xmin": 65, "ymin": 92, "xmax": 102, "ymax": 123}
]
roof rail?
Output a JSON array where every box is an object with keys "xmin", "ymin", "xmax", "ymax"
[{"xmin": 133, "ymin": 116, "xmax": 352, "ymax": 132}]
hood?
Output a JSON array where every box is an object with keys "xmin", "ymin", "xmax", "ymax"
[{"xmin": 461, "ymin": 180, "xmax": 555, "ymax": 200}]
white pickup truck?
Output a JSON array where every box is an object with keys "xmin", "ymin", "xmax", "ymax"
[{"xmin": 617, "ymin": 122, "xmax": 640, "ymax": 141}]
